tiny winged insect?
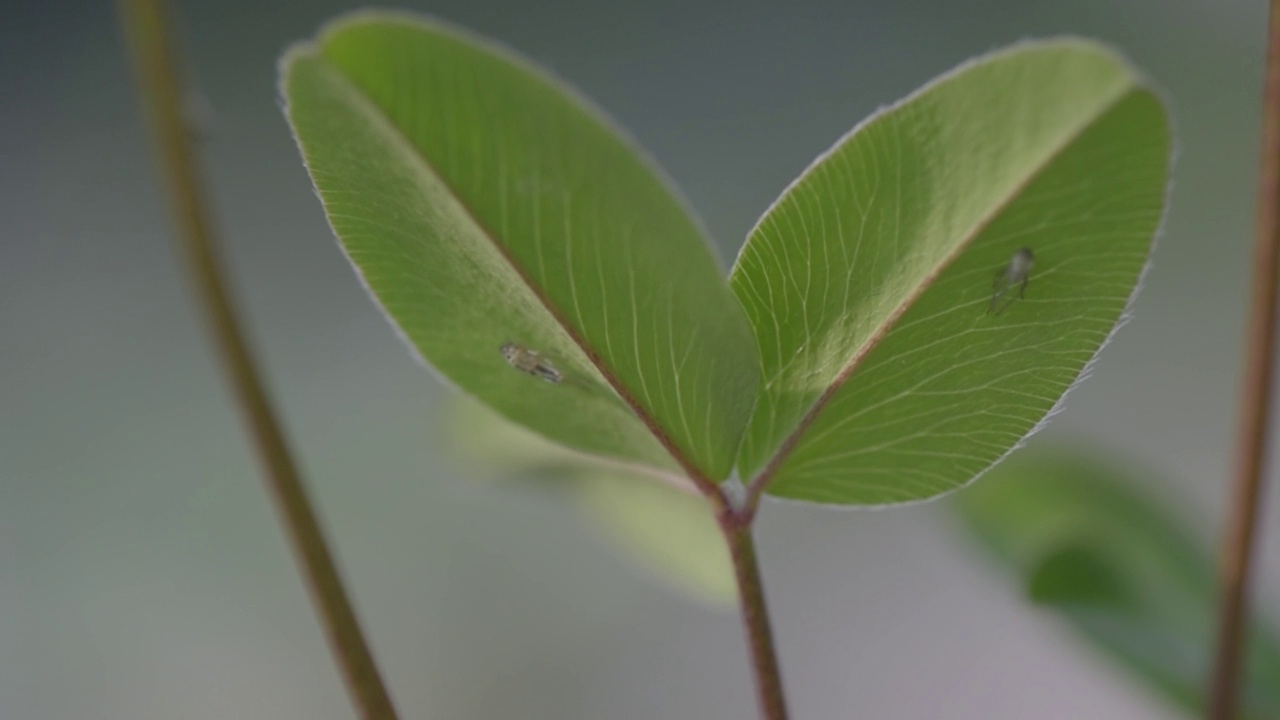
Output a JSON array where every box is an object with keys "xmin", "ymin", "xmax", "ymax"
[
  {"xmin": 500, "ymin": 342, "xmax": 563, "ymax": 383},
  {"xmin": 989, "ymin": 247, "xmax": 1035, "ymax": 316}
]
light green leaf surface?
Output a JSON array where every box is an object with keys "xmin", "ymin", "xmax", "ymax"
[
  {"xmin": 451, "ymin": 399, "xmax": 733, "ymax": 604},
  {"xmin": 281, "ymin": 12, "xmax": 758, "ymax": 479},
  {"xmin": 956, "ymin": 447, "xmax": 1280, "ymax": 718},
  {"xmin": 730, "ymin": 40, "xmax": 1171, "ymax": 504},
  {"xmin": 575, "ymin": 469, "xmax": 735, "ymax": 605}
]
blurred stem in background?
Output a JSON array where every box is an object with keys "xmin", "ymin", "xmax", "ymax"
[
  {"xmin": 1209, "ymin": 0, "xmax": 1280, "ymax": 718},
  {"xmin": 114, "ymin": 1, "xmax": 399, "ymax": 718}
]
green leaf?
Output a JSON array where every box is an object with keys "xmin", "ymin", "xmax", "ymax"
[
  {"xmin": 955, "ymin": 447, "xmax": 1280, "ymax": 718},
  {"xmin": 450, "ymin": 398, "xmax": 733, "ymax": 604},
  {"xmin": 729, "ymin": 39, "xmax": 1172, "ymax": 504},
  {"xmin": 1026, "ymin": 543, "xmax": 1134, "ymax": 609},
  {"xmin": 280, "ymin": 11, "xmax": 758, "ymax": 480}
]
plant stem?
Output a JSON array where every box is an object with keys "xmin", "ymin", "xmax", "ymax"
[
  {"xmin": 115, "ymin": 2, "xmax": 399, "ymax": 718},
  {"xmin": 1208, "ymin": 1, "xmax": 1280, "ymax": 717},
  {"xmin": 720, "ymin": 511, "xmax": 789, "ymax": 720}
]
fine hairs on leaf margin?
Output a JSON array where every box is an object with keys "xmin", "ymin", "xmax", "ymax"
[{"xmin": 738, "ymin": 39, "xmax": 1176, "ymax": 513}]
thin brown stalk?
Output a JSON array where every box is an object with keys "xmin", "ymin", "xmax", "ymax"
[
  {"xmin": 115, "ymin": 2, "xmax": 399, "ymax": 718},
  {"xmin": 720, "ymin": 511, "xmax": 789, "ymax": 720},
  {"xmin": 1207, "ymin": 1, "xmax": 1280, "ymax": 717}
]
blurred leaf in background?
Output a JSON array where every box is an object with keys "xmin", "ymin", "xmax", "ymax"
[
  {"xmin": 452, "ymin": 398, "xmax": 734, "ymax": 605},
  {"xmin": 955, "ymin": 446, "xmax": 1280, "ymax": 718}
]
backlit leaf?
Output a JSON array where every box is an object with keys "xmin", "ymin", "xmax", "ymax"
[
  {"xmin": 730, "ymin": 40, "xmax": 1171, "ymax": 504},
  {"xmin": 281, "ymin": 12, "xmax": 758, "ymax": 480}
]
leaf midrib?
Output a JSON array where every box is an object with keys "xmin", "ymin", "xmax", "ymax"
[
  {"xmin": 748, "ymin": 77, "xmax": 1139, "ymax": 493},
  {"xmin": 305, "ymin": 50, "xmax": 719, "ymax": 487}
]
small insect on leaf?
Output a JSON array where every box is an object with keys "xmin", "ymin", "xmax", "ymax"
[
  {"xmin": 501, "ymin": 342, "xmax": 563, "ymax": 383},
  {"xmin": 989, "ymin": 247, "xmax": 1036, "ymax": 316}
]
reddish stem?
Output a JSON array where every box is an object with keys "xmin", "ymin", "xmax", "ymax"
[
  {"xmin": 116, "ymin": 1, "xmax": 398, "ymax": 717},
  {"xmin": 719, "ymin": 508, "xmax": 789, "ymax": 720},
  {"xmin": 1207, "ymin": 1, "xmax": 1280, "ymax": 717}
]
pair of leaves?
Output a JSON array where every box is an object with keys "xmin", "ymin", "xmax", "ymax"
[
  {"xmin": 280, "ymin": 12, "xmax": 1171, "ymax": 507},
  {"xmin": 956, "ymin": 447, "xmax": 1280, "ymax": 717}
]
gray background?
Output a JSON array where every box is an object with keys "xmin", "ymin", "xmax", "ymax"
[{"xmin": 1, "ymin": 0, "xmax": 1276, "ymax": 717}]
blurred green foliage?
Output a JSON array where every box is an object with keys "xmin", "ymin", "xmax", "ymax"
[{"xmin": 956, "ymin": 446, "xmax": 1280, "ymax": 717}]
